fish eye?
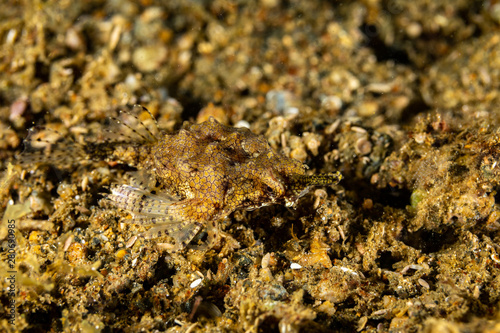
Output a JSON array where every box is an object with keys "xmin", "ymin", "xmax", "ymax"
[{"xmin": 263, "ymin": 184, "xmax": 276, "ymax": 196}]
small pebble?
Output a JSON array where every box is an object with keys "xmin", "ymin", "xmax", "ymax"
[{"xmin": 190, "ymin": 278, "xmax": 203, "ymax": 288}]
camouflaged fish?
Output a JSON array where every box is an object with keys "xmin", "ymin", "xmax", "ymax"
[{"xmin": 21, "ymin": 105, "xmax": 342, "ymax": 252}]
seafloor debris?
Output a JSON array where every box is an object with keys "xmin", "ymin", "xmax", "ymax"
[{"xmin": 2, "ymin": 0, "xmax": 500, "ymax": 331}]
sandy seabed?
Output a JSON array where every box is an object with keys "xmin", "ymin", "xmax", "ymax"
[{"xmin": 1, "ymin": 1, "xmax": 500, "ymax": 332}]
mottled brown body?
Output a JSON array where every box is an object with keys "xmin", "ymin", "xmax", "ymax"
[
  {"xmin": 109, "ymin": 115, "xmax": 342, "ymax": 251},
  {"xmin": 23, "ymin": 107, "xmax": 342, "ymax": 252}
]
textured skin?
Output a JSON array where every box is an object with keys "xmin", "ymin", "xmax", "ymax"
[
  {"xmin": 22, "ymin": 108, "xmax": 341, "ymax": 251},
  {"xmin": 106, "ymin": 115, "xmax": 342, "ymax": 251}
]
